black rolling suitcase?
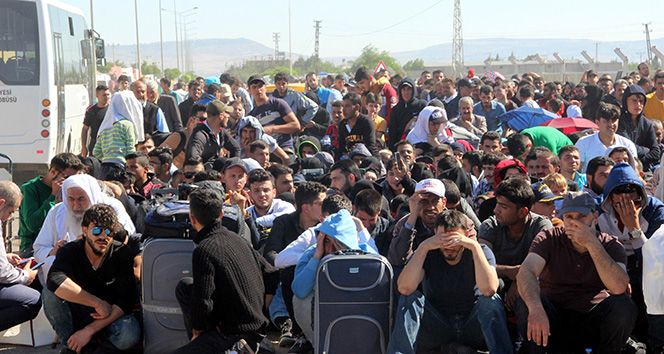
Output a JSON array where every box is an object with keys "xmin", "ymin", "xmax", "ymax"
[{"xmin": 315, "ymin": 250, "xmax": 393, "ymax": 354}]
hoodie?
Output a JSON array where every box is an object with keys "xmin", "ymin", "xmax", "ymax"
[
  {"xmin": 296, "ymin": 136, "xmax": 321, "ymax": 159},
  {"xmin": 291, "ymin": 210, "xmax": 377, "ymax": 298},
  {"xmin": 599, "ymin": 163, "xmax": 664, "ymax": 256},
  {"xmin": 617, "ymin": 85, "xmax": 661, "ymax": 170},
  {"xmin": 235, "ymin": 116, "xmax": 279, "ymax": 155},
  {"xmin": 387, "ymin": 79, "xmax": 427, "ymax": 151}
]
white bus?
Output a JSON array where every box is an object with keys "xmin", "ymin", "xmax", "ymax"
[{"xmin": 0, "ymin": 0, "xmax": 102, "ymax": 181}]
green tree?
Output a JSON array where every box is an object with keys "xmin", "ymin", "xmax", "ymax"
[
  {"xmin": 141, "ymin": 61, "xmax": 161, "ymax": 76},
  {"xmin": 181, "ymin": 71, "xmax": 197, "ymax": 83},
  {"xmin": 163, "ymin": 68, "xmax": 182, "ymax": 80},
  {"xmin": 97, "ymin": 60, "xmax": 125, "ymax": 74},
  {"xmin": 403, "ymin": 58, "xmax": 425, "ymax": 71},
  {"xmin": 350, "ymin": 45, "xmax": 403, "ymax": 75}
]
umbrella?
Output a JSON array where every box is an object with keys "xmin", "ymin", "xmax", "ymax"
[
  {"xmin": 539, "ymin": 117, "xmax": 599, "ymax": 135},
  {"xmin": 497, "ymin": 107, "xmax": 558, "ymax": 131}
]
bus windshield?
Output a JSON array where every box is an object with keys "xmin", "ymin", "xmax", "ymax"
[{"xmin": 0, "ymin": 1, "xmax": 40, "ymax": 85}]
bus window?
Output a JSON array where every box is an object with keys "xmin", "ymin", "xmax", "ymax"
[
  {"xmin": 0, "ymin": 1, "xmax": 40, "ymax": 85},
  {"xmin": 49, "ymin": 6, "xmax": 88, "ymax": 85}
]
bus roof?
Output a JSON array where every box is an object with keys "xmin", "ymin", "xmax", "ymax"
[{"xmin": 28, "ymin": 0, "xmax": 87, "ymax": 18}]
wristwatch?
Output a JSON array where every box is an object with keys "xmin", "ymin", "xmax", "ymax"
[{"xmin": 628, "ymin": 228, "xmax": 644, "ymax": 240}]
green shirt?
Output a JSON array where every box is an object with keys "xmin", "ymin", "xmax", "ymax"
[
  {"xmin": 521, "ymin": 126, "xmax": 573, "ymax": 155},
  {"xmin": 18, "ymin": 176, "xmax": 55, "ymax": 255},
  {"xmin": 93, "ymin": 119, "xmax": 137, "ymax": 164}
]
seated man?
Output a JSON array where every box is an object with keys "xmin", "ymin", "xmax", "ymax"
[
  {"xmin": 353, "ymin": 189, "xmax": 393, "ymax": 257},
  {"xmin": 291, "ymin": 209, "xmax": 376, "ymax": 344},
  {"xmin": 392, "ymin": 210, "xmax": 512, "ymax": 353},
  {"xmin": 246, "ymin": 169, "xmax": 296, "ymax": 247},
  {"xmin": 33, "ymin": 174, "xmax": 136, "ymax": 285},
  {"xmin": 175, "ymin": 188, "xmax": 268, "ymax": 354},
  {"xmin": 125, "ymin": 152, "xmax": 161, "ymax": 199},
  {"xmin": 19, "ymin": 153, "xmax": 84, "ymax": 257},
  {"xmin": 44, "ymin": 204, "xmax": 140, "ymax": 353},
  {"xmin": 0, "ymin": 181, "xmax": 41, "ymax": 332},
  {"xmin": 236, "ymin": 115, "xmax": 290, "ymax": 164},
  {"xmin": 598, "ymin": 162, "xmax": 664, "ymax": 340},
  {"xmin": 479, "ymin": 178, "xmax": 553, "ymax": 309},
  {"xmin": 643, "ymin": 225, "xmax": 664, "ymax": 353},
  {"xmin": 516, "ymin": 191, "xmax": 636, "ymax": 353}
]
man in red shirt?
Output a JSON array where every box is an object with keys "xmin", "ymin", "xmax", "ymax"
[{"xmin": 355, "ymin": 67, "xmax": 398, "ymax": 124}]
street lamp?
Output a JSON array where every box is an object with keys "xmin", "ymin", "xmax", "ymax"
[
  {"xmin": 162, "ymin": 5, "xmax": 197, "ymax": 73},
  {"xmin": 134, "ymin": 0, "xmax": 141, "ymax": 77},
  {"xmin": 158, "ymin": 0, "xmax": 164, "ymax": 74}
]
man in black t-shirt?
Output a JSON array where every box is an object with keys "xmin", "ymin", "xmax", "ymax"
[
  {"xmin": 43, "ymin": 204, "xmax": 139, "ymax": 354},
  {"xmin": 81, "ymin": 85, "xmax": 110, "ymax": 157},
  {"xmin": 337, "ymin": 92, "xmax": 377, "ymax": 158},
  {"xmin": 247, "ymin": 75, "xmax": 301, "ymax": 152},
  {"xmin": 390, "ymin": 210, "xmax": 513, "ymax": 353}
]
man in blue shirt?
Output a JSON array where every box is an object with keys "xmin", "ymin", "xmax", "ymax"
[{"xmin": 473, "ymin": 85, "xmax": 507, "ymax": 132}]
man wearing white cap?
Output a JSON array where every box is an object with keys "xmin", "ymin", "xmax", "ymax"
[{"xmin": 388, "ymin": 178, "xmax": 449, "ymax": 267}]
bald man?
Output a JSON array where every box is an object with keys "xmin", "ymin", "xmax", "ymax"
[{"xmin": 0, "ymin": 181, "xmax": 41, "ymax": 331}]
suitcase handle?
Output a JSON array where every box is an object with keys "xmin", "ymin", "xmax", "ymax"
[{"xmin": 332, "ymin": 249, "xmax": 367, "ymax": 256}]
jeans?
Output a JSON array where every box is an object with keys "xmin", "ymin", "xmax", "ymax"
[
  {"xmin": 0, "ymin": 283, "xmax": 41, "ymax": 332},
  {"xmin": 648, "ymin": 314, "xmax": 664, "ymax": 354},
  {"xmin": 387, "ymin": 290, "xmax": 513, "ymax": 354},
  {"xmin": 515, "ymin": 294, "xmax": 636, "ymax": 354},
  {"xmin": 42, "ymin": 288, "xmax": 140, "ymax": 350},
  {"xmin": 269, "ymin": 284, "xmax": 290, "ymax": 324}
]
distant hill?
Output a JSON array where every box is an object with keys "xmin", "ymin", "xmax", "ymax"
[
  {"xmin": 109, "ymin": 38, "xmax": 299, "ymax": 76},
  {"xmin": 108, "ymin": 37, "xmax": 664, "ymax": 76}
]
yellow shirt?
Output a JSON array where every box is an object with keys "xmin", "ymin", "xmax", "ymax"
[
  {"xmin": 644, "ymin": 92, "xmax": 664, "ymax": 121},
  {"xmin": 372, "ymin": 115, "xmax": 387, "ymax": 141}
]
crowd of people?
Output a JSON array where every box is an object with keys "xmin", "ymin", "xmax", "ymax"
[{"xmin": 1, "ymin": 62, "xmax": 664, "ymax": 354}]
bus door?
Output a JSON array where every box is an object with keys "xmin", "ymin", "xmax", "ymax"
[{"xmin": 52, "ymin": 33, "xmax": 65, "ymax": 153}]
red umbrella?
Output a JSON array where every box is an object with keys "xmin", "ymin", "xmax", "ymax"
[{"xmin": 539, "ymin": 117, "xmax": 598, "ymax": 135}]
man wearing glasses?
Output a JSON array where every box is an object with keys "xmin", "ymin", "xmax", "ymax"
[
  {"xmin": 18, "ymin": 153, "xmax": 84, "ymax": 257},
  {"xmin": 44, "ymin": 204, "xmax": 140, "ymax": 354},
  {"xmin": 598, "ymin": 162, "xmax": 664, "ymax": 342}
]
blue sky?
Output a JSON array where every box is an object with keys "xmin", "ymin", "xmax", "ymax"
[{"xmin": 62, "ymin": 0, "xmax": 664, "ymax": 57}]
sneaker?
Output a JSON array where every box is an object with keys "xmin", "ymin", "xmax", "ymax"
[
  {"xmin": 278, "ymin": 318, "xmax": 296, "ymax": 347},
  {"xmin": 287, "ymin": 336, "xmax": 313, "ymax": 354}
]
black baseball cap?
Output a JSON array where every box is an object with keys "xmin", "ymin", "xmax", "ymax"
[{"xmin": 247, "ymin": 75, "xmax": 266, "ymax": 86}]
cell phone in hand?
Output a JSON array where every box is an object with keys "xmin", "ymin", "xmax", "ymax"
[
  {"xmin": 30, "ymin": 261, "xmax": 45, "ymax": 271},
  {"xmin": 394, "ymin": 151, "xmax": 403, "ymax": 168}
]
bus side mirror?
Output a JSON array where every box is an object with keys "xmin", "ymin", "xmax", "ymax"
[{"xmin": 95, "ymin": 38, "xmax": 105, "ymax": 59}]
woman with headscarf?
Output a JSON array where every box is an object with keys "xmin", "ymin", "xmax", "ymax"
[
  {"xmin": 94, "ymin": 91, "xmax": 144, "ymax": 180},
  {"xmin": 33, "ymin": 174, "xmax": 135, "ymax": 285},
  {"xmin": 406, "ymin": 106, "xmax": 452, "ymax": 155}
]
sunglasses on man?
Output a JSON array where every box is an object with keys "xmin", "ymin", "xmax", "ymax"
[{"xmin": 91, "ymin": 227, "xmax": 112, "ymax": 237}]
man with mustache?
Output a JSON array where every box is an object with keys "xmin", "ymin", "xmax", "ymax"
[
  {"xmin": 584, "ymin": 156, "xmax": 615, "ymax": 200},
  {"xmin": 44, "ymin": 204, "xmax": 140, "ymax": 354}
]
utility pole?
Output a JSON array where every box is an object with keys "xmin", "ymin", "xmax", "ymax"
[
  {"xmin": 288, "ymin": 0, "xmax": 292, "ymax": 76},
  {"xmin": 595, "ymin": 42, "xmax": 599, "ymax": 71},
  {"xmin": 158, "ymin": 0, "xmax": 164, "ymax": 75},
  {"xmin": 644, "ymin": 23, "xmax": 653, "ymax": 65},
  {"xmin": 314, "ymin": 20, "xmax": 321, "ymax": 73},
  {"xmin": 134, "ymin": 0, "xmax": 141, "ymax": 77},
  {"xmin": 174, "ymin": 0, "xmax": 180, "ymax": 73},
  {"xmin": 89, "ymin": 0, "xmax": 94, "ymax": 31},
  {"xmin": 452, "ymin": 0, "xmax": 464, "ymax": 77},
  {"xmin": 273, "ymin": 32, "xmax": 280, "ymax": 60}
]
